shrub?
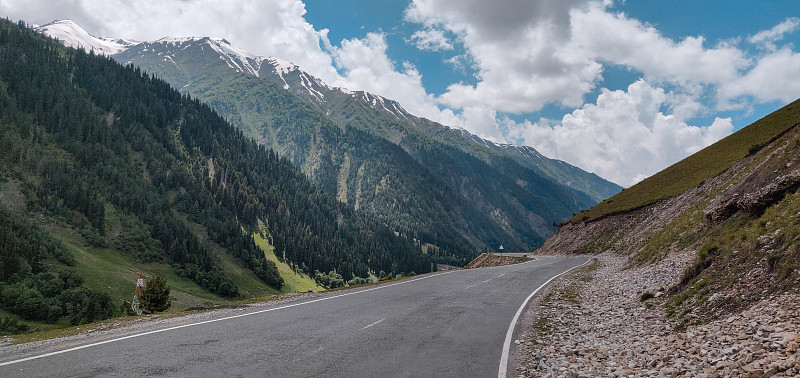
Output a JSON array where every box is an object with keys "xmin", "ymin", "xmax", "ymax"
[
  {"xmin": 0, "ymin": 314, "xmax": 29, "ymax": 335},
  {"xmin": 140, "ymin": 275, "xmax": 171, "ymax": 313},
  {"xmin": 314, "ymin": 270, "xmax": 345, "ymax": 289},
  {"xmin": 639, "ymin": 292, "xmax": 655, "ymax": 302},
  {"xmin": 346, "ymin": 276, "xmax": 370, "ymax": 286}
]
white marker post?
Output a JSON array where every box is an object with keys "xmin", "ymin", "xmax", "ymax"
[{"xmin": 132, "ymin": 273, "xmax": 145, "ymax": 316}]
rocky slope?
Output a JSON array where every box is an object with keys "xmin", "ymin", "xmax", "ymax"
[
  {"xmin": 518, "ymin": 100, "xmax": 800, "ymax": 376},
  {"xmin": 537, "ymin": 100, "xmax": 800, "ymax": 321},
  {"xmin": 515, "ymin": 253, "xmax": 800, "ymax": 377}
]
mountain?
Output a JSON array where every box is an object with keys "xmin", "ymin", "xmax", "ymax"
[
  {"xmin": 0, "ymin": 19, "xmax": 433, "ymax": 328},
  {"xmin": 537, "ymin": 98, "xmax": 800, "ymax": 322},
  {"xmin": 36, "ymin": 20, "xmax": 621, "ymax": 259},
  {"xmin": 34, "ymin": 19, "xmax": 135, "ymax": 55}
]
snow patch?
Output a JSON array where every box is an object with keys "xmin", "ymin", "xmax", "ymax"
[{"xmin": 36, "ymin": 19, "xmax": 133, "ymax": 56}]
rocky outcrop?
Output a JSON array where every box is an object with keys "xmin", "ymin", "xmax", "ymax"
[{"xmin": 706, "ymin": 169, "xmax": 800, "ymax": 223}]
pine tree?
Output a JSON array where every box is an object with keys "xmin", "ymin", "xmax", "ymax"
[{"xmin": 140, "ymin": 275, "xmax": 171, "ymax": 313}]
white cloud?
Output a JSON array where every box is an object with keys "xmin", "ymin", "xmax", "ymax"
[
  {"xmin": 407, "ymin": 28, "xmax": 453, "ymax": 51},
  {"xmin": 749, "ymin": 17, "xmax": 800, "ymax": 51},
  {"xmin": 405, "ymin": 0, "xmax": 601, "ymax": 114},
  {"xmin": 570, "ymin": 3, "xmax": 750, "ymax": 86},
  {"xmin": 512, "ymin": 80, "xmax": 733, "ymax": 186},
  {"xmin": 720, "ymin": 47, "xmax": 800, "ymax": 106}
]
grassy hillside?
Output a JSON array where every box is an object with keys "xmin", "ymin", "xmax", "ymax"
[
  {"xmin": 574, "ymin": 99, "xmax": 800, "ymax": 222},
  {"xmin": 253, "ymin": 233, "xmax": 324, "ymax": 293}
]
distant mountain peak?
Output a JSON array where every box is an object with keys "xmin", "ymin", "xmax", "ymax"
[
  {"xmin": 36, "ymin": 19, "xmax": 136, "ymax": 56},
  {"xmin": 36, "ymin": 19, "xmax": 414, "ymax": 119}
]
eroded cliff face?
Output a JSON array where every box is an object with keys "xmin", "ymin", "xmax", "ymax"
[{"xmin": 535, "ymin": 122, "xmax": 800, "ymax": 321}]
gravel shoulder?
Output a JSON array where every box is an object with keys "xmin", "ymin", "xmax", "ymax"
[{"xmin": 514, "ymin": 252, "xmax": 800, "ymax": 377}]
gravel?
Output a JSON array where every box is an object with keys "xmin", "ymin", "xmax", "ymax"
[{"xmin": 516, "ymin": 252, "xmax": 800, "ymax": 377}]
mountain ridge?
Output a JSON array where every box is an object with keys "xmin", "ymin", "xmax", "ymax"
[
  {"xmin": 36, "ymin": 19, "xmax": 621, "ymax": 261},
  {"xmin": 36, "ymin": 19, "xmax": 621, "ymax": 198}
]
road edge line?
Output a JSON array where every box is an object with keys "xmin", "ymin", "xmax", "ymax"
[{"xmin": 497, "ymin": 257, "xmax": 592, "ymax": 378}]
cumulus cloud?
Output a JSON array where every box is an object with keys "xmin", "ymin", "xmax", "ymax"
[
  {"xmin": 719, "ymin": 48, "xmax": 800, "ymax": 106},
  {"xmin": 570, "ymin": 3, "xmax": 750, "ymax": 86},
  {"xmin": 512, "ymin": 80, "xmax": 733, "ymax": 186},
  {"xmin": 405, "ymin": 0, "xmax": 600, "ymax": 114},
  {"xmin": 407, "ymin": 28, "xmax": 453, "ymax": 51}
]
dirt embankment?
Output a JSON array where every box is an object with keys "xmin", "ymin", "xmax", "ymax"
[{"xmin": 465, "ymin": 253, "xmax": 532, "ymax": 269}]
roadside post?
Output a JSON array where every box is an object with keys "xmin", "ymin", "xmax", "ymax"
[
  {"xmin": 132, "ymin": 273, "xmax": 145, "ymax": 315},
  {"xmin": 499, "ymin": 245, "xmax": 504, "ymax": 257}
]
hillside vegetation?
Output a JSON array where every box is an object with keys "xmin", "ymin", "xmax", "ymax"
[
  {"xmin": 539, "ymin": 99, "xmax": 800, "ymax": 325},
  {"xmin": 0, "ymin": 20, "xmax": 431, "ymax": 331},
  {"xmin": 115, "ymin": 38, "xmax": 612, "ymax": 261}
]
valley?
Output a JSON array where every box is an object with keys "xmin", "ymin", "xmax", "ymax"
[{"xmin": 1, "ymin": 3, "xmax": 800, "ymax": 377}]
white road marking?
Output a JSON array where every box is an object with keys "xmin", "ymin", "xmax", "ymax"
[
  {"xmin": 483, "ymin": 279, "xmax": 492, "ymax": 283},
  {"xmin": 360, "ymin": 318, "xmax": 385, "ymax": 330},
  {"xmin": 0, "ymin": 271, "xmax": 453, "ymax": 368},
  {"xmin": 497, "ymin": 258, "xmax": 591, "ymax": 378},
  {"xmin": 498, "ymin": 273, "xmax": 506, "ymax": 277},
  {"xmin": 465, "ymin": 283, "xmax": 478, "ymax": 289}
]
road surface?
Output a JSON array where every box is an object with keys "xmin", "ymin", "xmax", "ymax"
[{"xmin": 0, "ymin": 256, "xmax": 588, "ymax": 377}]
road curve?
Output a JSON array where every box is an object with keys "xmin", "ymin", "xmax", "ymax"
[{"xmin": 0, "ymin": 256, "xmax": 588, "ymax": 377}]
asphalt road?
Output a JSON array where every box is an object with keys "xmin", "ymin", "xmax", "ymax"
[{"xmin": 0, "ymin": 257, "xmax": 588, "ymax": 377}]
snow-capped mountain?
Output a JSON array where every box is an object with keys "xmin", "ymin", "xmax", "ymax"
[
  {"xmin": 34, "ymin": 19, "xmax": 136, "ymax": 56},
  {"xmin": 36, "ymin": 20, "xmax": 415, "ymax": 123},
  {"xmin": 34, "ymin": 18, "xmax": 623, "ymax": 254},
  {"xmin": 36, "ymin": 19, "xmax": 621, "ymax": 204}
]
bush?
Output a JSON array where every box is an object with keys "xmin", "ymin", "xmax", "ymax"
[
  {"xmin": 346, "ymin": 276, "xmax": 370, "ymax": 286},
  {"xmin": 639, "ymin": 292, "xmax": 655, "ymax": 302},
  {"xmin": 314, "ymin": 270, "xmax": 345, "ymax": 289},
  {"xmin": 0, "ymin": 314, "xmax": 29, "ymax": 335},
  {"xmin": 139, "ymin": 275, "xmax": 171, "ymax": 313}
]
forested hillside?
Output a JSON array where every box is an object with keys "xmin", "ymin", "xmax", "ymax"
[
  {"xmin": 114, "ymin": 37, "xmax": 605, "ymax": 259},
  {"xmin": 0, "ymin": 20, "xmax": 432, "ymax": 328}
]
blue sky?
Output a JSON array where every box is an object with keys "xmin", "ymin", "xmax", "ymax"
[
  {"xmin": 3, "ymin": 0, "xmax": 800, "ymax": 186},
  {"xmin": 304, "ymin": 0, "xmax": 797, "ymax": 132}
]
